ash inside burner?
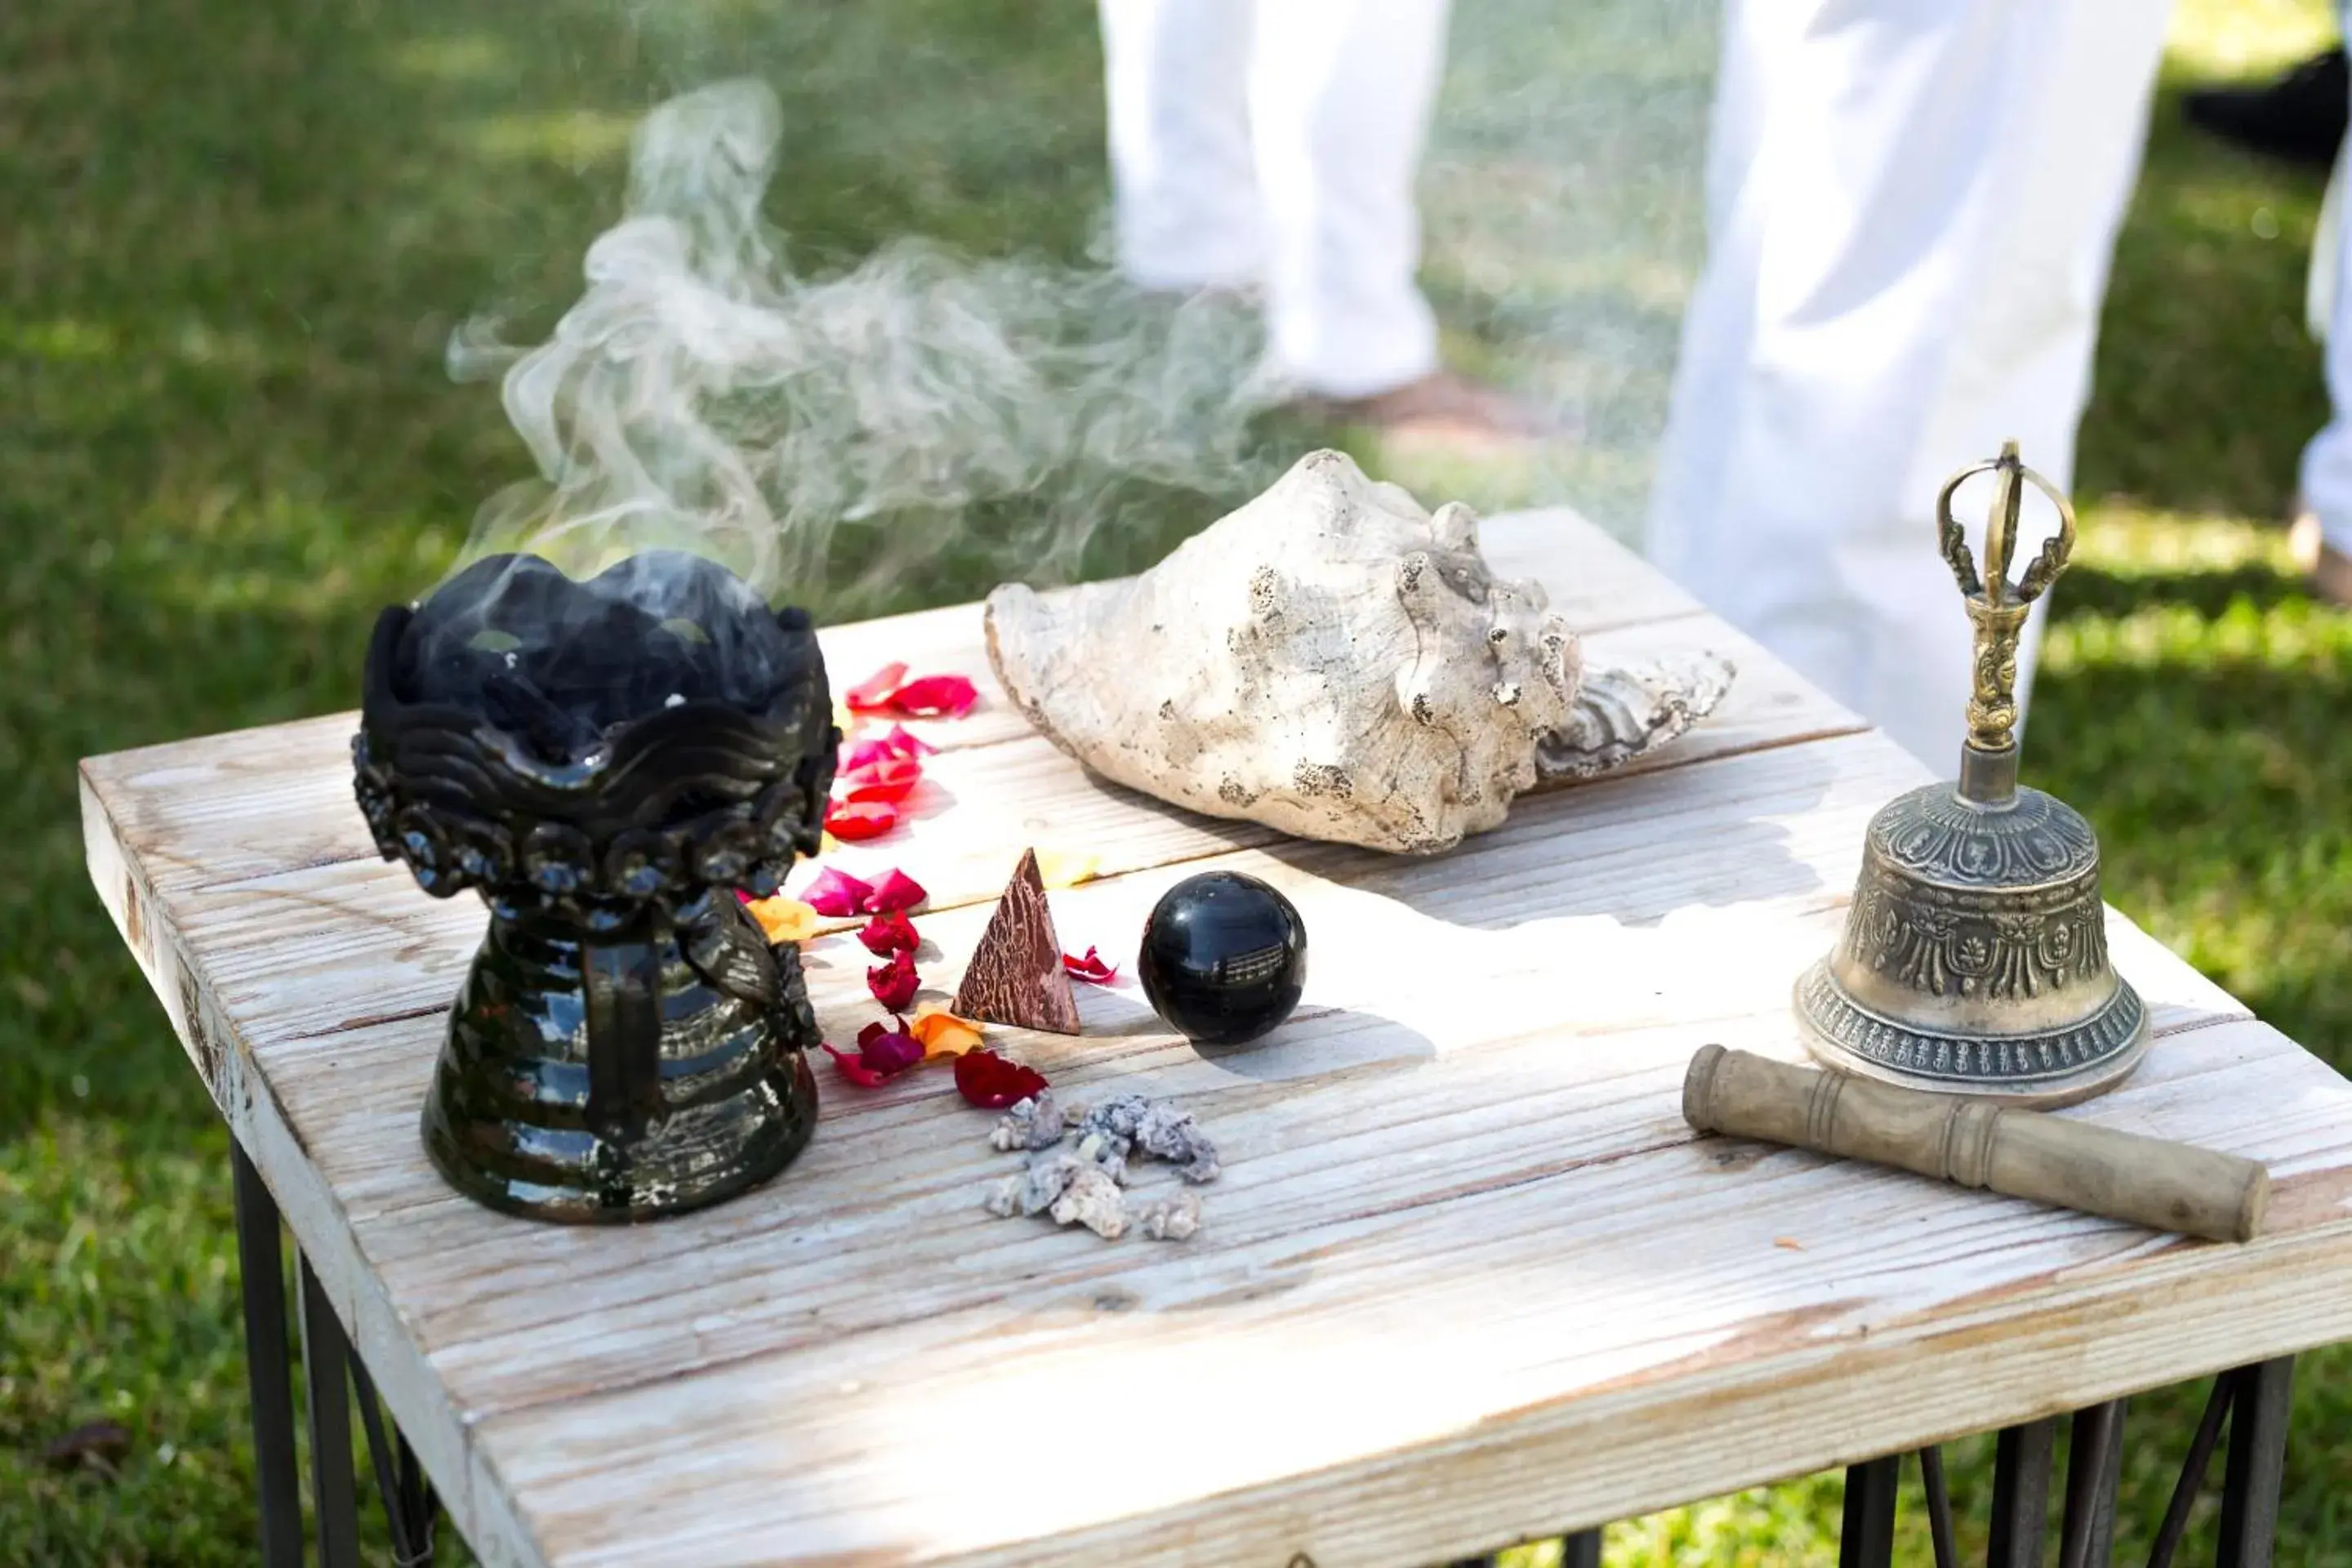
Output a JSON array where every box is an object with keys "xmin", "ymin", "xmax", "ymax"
[{"xmin": 399, "ymin": 551, "xmax": 814, "ymax": 764}]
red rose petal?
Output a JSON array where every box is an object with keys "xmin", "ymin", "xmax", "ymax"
[
  {"xmin": 826, "ymin": 799, "xmax": 898, "ymax": 842},
  {"xmin": 803, "ymin": 866, "xmax": 875, "ymax": 918},
  {"xmin": 866, "ymin": 949, "xmax": 920, "ymax": 1012},
  {"xmin": 856, "ymin": 1016, "xmax": 924, "ymax": 1076},
  {"xmin": 952, "ymin": 1048, "xmax": 1050, "ymax": 1109},
  {"xmin": 1062, "ymin": 946, "xmax": 1119, "ymax": 985},
  {"xmin": 841, "ymin": 755, "xmax": 923, "ymax": 804},
  {"xmin": 883, "ymin": 723, "xmax": 936, "ymax": 757},
  {"xmin": 821, "ymin": 1042, "xmax": 889, "ymax": 1088},
  {"xmin": 856, "ymin": 911, "xmax": 920, "ymax": 956},
  {"xmin": 882, "ymin": 674, "xmax": 978, "ymax": 719},
  {"xmin": 865, "ymin": 867, "xmax": 928, "ymax": 913},
  {"xmin": 844, "ymin": 662, "xmax": 911, "ymax": 712}
]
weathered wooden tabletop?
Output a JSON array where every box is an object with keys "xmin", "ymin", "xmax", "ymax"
[{"xmin": 82, "ymin": 511, "xmax": 2352, "ymax": 1568}]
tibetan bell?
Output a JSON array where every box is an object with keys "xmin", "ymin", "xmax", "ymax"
[{"xmin": 1794, "ymin": 443, "xmax": 2148, "ymax": 1107}]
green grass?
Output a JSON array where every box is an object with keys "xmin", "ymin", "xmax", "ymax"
[{"xmin": 3, "ymin": 0, "xmax": 2349, "ymax": 1561}]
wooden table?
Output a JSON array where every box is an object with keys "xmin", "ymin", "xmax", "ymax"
[{"xmin": 82, "ymin": 510, "xmax": 2352, "ymax": 1568}]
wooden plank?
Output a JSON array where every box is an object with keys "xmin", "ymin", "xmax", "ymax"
[
  {"xmin": 88, "ymin": 697, "xmax": 2341, "ymax": 1568},
  {"xmin": 78, "ymin": 506, "xmax": 1705, "ymax": 902}
]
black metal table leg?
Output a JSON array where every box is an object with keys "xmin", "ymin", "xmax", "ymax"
[
  {"xmin": 1918, "ymin": 1446, "xmax": 1959, "ymax": 1568},
  {"xmin": 1839, "ymin": 1454, "xmax": 1899, "ymax": 1568},
  {"xmin": 1988, "ymin": 1418, "xmax": 2056, "ymax": 1568},
  {"xmin": 1561, "ymin": 1527, "xmax": 1601, "ymax": 1568},
  {"xmin": 230, "ymin": 1143, "xmax": 304, "ymax": 1568},
  {"xmin": 354, "ymin": 1353, "xmax": 439, "ymax": 1566},
  {"xmin": 2217, "ymin": 1357, "xmax": 2295, "ymax": 1568},
  {"xmin": 2060, "ymin": 1399, "xmax": 2127, "ymax": 1568},
  {"xmin": 2149, "ymin": 1375, "xmax": 2234, "ymax": 1568},
  {"xmin": 399, "ymin": 1435, "xmax": 437, "ymax": 1566},
  {"xmin": 299, "ymin": 1256, "xmax": 363, "ymax": 1568}
]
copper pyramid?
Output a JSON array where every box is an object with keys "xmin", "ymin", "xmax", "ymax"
[{"xmin": 953, "ymin": 848, "xmax": 1082, "ymax": 1035}]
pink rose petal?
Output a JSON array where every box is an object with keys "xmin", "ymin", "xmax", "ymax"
[
  {"xmin": 866, "ymin": 868, "xmax": 929, "ymax": 914},
  {"xmin": 840, "ymin": 754, "xmax": 923, "ymax": 804},
  {"xmin": 882, "ymin": 674, "xmax": 978, "ymax": 719},
  {"xmin": 844, "ymin": 662, "xmax": 910, "ymax": 712},
  {"xmin": 803, "ymin": 866, "xmax": 875, "ymax": 919},
  {"xmin": 841, "ymin": 724, "xmax": 938, "ymax": 772}
]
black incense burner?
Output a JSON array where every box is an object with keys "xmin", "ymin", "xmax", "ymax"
[{"xmin": 354, "ymin": 551, "xmax": 837, "ymax": 1223}]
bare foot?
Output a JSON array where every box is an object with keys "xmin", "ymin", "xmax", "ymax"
[
  {"xmin": 2288, "ymin": 509, "xmax": 2352, "ymax": 607},
  {"xmin": 1297, "ymin": 371, "xmax": 1561, "ymax": 448}
]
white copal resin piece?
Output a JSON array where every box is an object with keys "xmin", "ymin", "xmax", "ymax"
[{"xmin": 984, "ymin": 449, "xmax": 1734, "ymax": 853}]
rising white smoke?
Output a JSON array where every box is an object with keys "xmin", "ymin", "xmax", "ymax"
[{"xmin": 448, "ymin": 78, "xmax": 1282, "ymax": 612}]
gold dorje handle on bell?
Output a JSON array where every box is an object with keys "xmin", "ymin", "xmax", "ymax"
[{"xmin": 1934, "ymin": 439, "xmax": 2076, "ymax": 808}]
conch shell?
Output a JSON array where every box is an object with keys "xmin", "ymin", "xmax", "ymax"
[{"xmin": 985, "ymin": 450, "xmax": 1731, "ymax": 854}]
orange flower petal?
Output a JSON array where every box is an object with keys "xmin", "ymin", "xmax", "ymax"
[
  {"xmin": 745, "ymin": 895, "xmax": 819, "ymax": 945},
  {"xmin": 910, "ymin": 1005, "xmax": 987, "ymax": 1058},
  {"xmin": 1034, "ymin": 848, "xmax": 1102, "ymax": 889}
]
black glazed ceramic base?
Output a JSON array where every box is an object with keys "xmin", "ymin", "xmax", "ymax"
[
  {"xmin": 356, "ymin": 553, "xmax": 840, "ymax": 1223},
  {"xmin": 421, "ymin": 899, "xmax": 821, "ymax": 1223},
  {"xmin": 1139, "ymin": 871, "xmax": 1308, "ymax": 1046}
]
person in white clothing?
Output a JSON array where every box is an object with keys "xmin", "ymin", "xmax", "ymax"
[
  {"xmin": 2177, "ymin": 24, "xmax": 2352, "ymax": 604},
  {"xmin": 2291, "ymin": 334, "xmax": 2352, "ymax": 601},
  {"xmin": 2293, "ymin": 105, "xmax": 2352, "ymax": 603},
  {"xmin": 1098, "ymin": 0, "xmax": 1535, "ymax": 438},
  {"xmin": 1647, "ymin": 0, "xmax": 2176, "ymax": 767}
]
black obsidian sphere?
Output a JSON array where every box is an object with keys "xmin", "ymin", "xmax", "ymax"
[{"xmin": 1138, "ymin": 871, "xmax": 1307, "ymax": 1046}]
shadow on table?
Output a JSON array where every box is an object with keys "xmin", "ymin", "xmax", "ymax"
[
  {"xmin": 1247, "ymin": 736, "xmax": 1839, "ymax": 934},
  {"xmin": 1188, "ymin": 1008, "xmax": 1439, "ymax": 1081}
]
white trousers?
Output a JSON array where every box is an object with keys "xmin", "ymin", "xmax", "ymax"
[
  {"xmin": 2302, "ymin": 9, "xmax": 2352, "ymax": 555},
  {"xmin": 1648, "ymin": 0, "xmax": 2172, "ymax": 768},
  {"xmin": 1098, "ymin": 0, "xmax": 1451, "ymax": 398}
]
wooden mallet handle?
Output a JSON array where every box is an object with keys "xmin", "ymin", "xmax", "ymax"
[{"xmin": 1682, "ymin": 1045, "xmax": 2268, "ymax": 1242}]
